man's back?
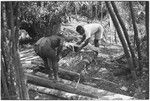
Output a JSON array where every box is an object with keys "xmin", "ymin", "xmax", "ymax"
[{"xmin": 83, "ymin": 23, "xmax": 104, "ymax": 38}]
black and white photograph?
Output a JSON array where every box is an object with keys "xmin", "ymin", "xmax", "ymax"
[{"xmin": 1, "ymin": 1, "xmax": 149, "ymax": 100}]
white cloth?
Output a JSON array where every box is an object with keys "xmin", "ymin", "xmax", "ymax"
[{"xmin": 83, "ymin": 23, "xmax": 104, "ymax": 40}]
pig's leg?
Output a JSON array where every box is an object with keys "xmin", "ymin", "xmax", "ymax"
[
  {"xmin": 51, "ymin": 56, "xmax": 59, "ymax": 81},
  {"xmin": 42, "ymin": 57, "xmax": 53, "ymax": 79}
]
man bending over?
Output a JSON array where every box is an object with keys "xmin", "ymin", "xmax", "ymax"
[{"xmin": 75, "ymin": 23, "xmax": 104, "ymax": 52}]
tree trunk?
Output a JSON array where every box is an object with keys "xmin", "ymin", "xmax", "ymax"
[
  {"xmin": 1, "ymin": 59, "xmax": 10, "ymax": 99},
  {"xmin": 105, "ymin": 2, "xmax": 137, "ymax": 80},
  {"xmin": 5, "ymin": 2, "xmax": 11, "ymax": 29},
  {"xmin": 145, "ymin": 1, "xmax": 149, "ymax": 60},
  {"xmin": 111, "ymin": 1, "xmax": 137, "ymax": 70},
  {"xmin": 95, "ymin": 2, "xmax": 98, "ymax": 20},
  {"xmin": 145, "ymin": 1, "xmax": 149, "ymax": 99},
  {"xmin": 129, "ymin": 2, "xmax": 142, "ymax": 72},
  {"xmin": 9, "ymin": 2, "xmax": 29, "ymax": 99},
  {"xmin": 101, "ymin": 1, "xmax": 103, "ymax": 20},
  {"xmin": 109, "ymin": 14, "xmax": 115, "ymax": 43},
  {"xmin": 1, "ymin": 2, "xmax": 17, "ymax": 99}
]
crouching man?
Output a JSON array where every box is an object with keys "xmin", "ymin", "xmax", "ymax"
[{"xmin": 74, "ymin": 23, "xmax": 105, "ymax": 52}]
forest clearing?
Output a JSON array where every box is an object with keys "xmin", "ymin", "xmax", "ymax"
[{"xmin": 1, "ymin": 1, "xmax": 149, "ymax": 100}]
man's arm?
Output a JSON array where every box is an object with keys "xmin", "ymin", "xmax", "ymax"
[
  {"xmin": 76, "ymin": 34, "xmax": 86, "ymax": 45},
  {"xmin": 75, "ymin": 38, "xmax": 90, "ymax": 52}
]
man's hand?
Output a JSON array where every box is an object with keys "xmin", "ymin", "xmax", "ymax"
[
  {"xmin": 73, "ymin": 38, "xmax": 90, "ymax": 52},
  {"xmin": 64, "ymin": 42, "xmax": 80, "ymax": 52},
  {"xmin": 76, "ymin": 34, "xmax": 86, "ymax": 45}
]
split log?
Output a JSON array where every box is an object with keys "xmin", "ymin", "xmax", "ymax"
[
  {"xmin": 26, "ymin": 73, "xmax": 135, "ymax": 100},
  {"xmin": 28, "ymin": 84, "xmax": 96, "ymax": 100}
]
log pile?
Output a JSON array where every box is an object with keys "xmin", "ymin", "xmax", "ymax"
[
  {"xmin": 28, "ymin": 84, "xmax": 96, "ymax": 100},
  {"xmin": 26, "ymin": 73, "xmax": 135, "ymax": 100}
]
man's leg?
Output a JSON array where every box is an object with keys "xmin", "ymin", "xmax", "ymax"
[
  {"xmin": 94, "ymin": 30, "xmax": 100, "ymax": 47},
  {"xmin": 94, "ymin": 39, "xmax": 99, "ymax": 47}
]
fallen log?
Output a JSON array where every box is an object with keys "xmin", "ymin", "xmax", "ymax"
[
  {"xmin": 29, "ymin": 89, "xmax": 66, "ymax": 100},
  {"xmin": 28, "ymin": 84, "xmax": 96, "ymax": 100},
  {"xmin": 26, "ymin": 73, "xmax": 98, "ymax": 98},
  {"xmin": 32, "ymin": 66, "xmax": 81, "ymax": 82},
  {"xmin": 32, "ymin": 66, "xmax": 122, "ymax": 88},
  {"xmin": 26, "ymin": 73, "xmax": 135, "ymax": 100}
]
